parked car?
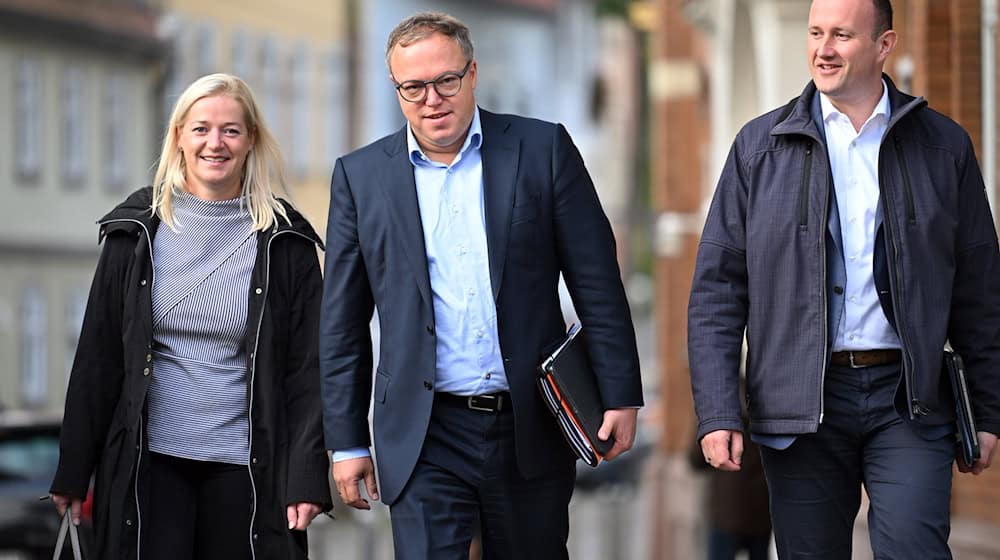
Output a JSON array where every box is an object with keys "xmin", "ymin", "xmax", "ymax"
[{"xmin": 0, "ymin": 411, "xmax": 92, "ymax": 560}]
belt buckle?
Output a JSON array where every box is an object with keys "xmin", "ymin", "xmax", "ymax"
[
  {"xmin": 848, "ymin": 351, "xmax": 863, "ymax": 369},
  {"xmin": 467, "ymin": 394, "xmax": 500, "ymax": 412}
]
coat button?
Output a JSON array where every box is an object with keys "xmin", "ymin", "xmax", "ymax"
[
  {"xmin": 255, "ymin": 287, "xmax": 263, "ymax": 295},
  {"xmin": 833, "ymin": 286, "xmax": 844, "ymax": 295},
  {"xmin": 423, "ymin": 381, "xmax": 433, "ymax": 390},
  {"xmin": 140, "ymin": 279, "xmax": 147, "ymax": 286},
  {"xmin": 143, "ymin": 368, "xmax": 150, "ymax": 376},
  {"xmin": 253, "ymin": 533, "xmax": 259, "ymax": 540},
  {"xmin": 426, "ymin": 325, "xmax": 434, "ymax": 335},
  {"xmin": 125, "ymin": 519, "xmax": 133, "ymax": 526},
  {"xmin": 251, "ymin": 457, "xmax": 258, "ymax": 464}
]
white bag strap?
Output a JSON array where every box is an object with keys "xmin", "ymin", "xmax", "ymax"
[{"xmin": 52, "ymin": 509, "xmax": 83, "ymax": 560}]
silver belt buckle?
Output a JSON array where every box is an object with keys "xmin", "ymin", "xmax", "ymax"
[
  {"xmin": 848, "ymin": 351, "xmax": 862, "ymax": 369},
  {"xmin": 467, "ymin": 394, "xmax": 500, "ymax": 412}
]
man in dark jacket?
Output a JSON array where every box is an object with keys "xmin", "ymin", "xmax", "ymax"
[{"xmin": 688, "ymin": 1, "xmax": 1000, "ymax": 558}]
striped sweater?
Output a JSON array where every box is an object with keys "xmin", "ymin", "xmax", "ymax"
[{"xmin": 147, "ymin": 191, "xmax": 256, "ymax": 465}]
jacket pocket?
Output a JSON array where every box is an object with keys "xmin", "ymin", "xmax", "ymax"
[
  {"xmin": 511, "ymin": 202, "xmax": 538, "ymax": 225},
  {"xmin": 374, "ymin": 369, "xmax": 390, "ymax": 404}
]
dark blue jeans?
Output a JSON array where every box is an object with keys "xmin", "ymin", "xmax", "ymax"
[
  {"xmin": 389, "ymin": 394, "xmax": 575, "ymax": 560},
  {"xmin": 760, "ymin": 363, "xmax": 954, "ymax": 559}
]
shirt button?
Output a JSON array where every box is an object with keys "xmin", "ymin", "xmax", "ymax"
[
  {"xmin": 849, "ymin": 296, "xmax": 856, "ymax": 302},
  {"xmin": 849, "ymin": 335, "xmax": 857, "ymax": 341},
  {"xmin": 485, "ymin": 372, "xmax": 492, "ymax": 379},
  {"xmin": 468, "ymin": 288, "xmax": 476, "ymax": 296}
]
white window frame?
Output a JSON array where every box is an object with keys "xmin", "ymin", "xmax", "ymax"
[
  {"xmin": 62, "ymin": 66, "xmax": 87, "ymax": 187},
  {"xmin": 15, "ymin": 55, "xmax": 42, "ymax": 181},
  {"xmin": 20, "ymin": 286, "xmax": 47, "ymax": 407},
  {"xmin": 104, "ymin": 71, "xmax": 130, "ymax": 191},
  {"xmin": 291, "ymin": 45, "xmax": 311, "ymax": 177}
]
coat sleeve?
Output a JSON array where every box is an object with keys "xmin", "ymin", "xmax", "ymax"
[
  {"xmin": 281, "ymin": 238, "xmax": 334, "ymax": 510},
  {"xmin": 50, "ymin": 233, "xmax": 131, "ymax": 498},
  {"xmin": 687, "ymin": 139, "xmax": 750, "ymax": 441},
  {"xmin": 319, "ymin": 157, "xmax": 376, "ymax": 450},
  {"xmin": 550, "ymin": 123, "xmax": 643, "ymax": 409},
  {"xmin": 946, "ymin": 132, "xmax": 1000, "ymax": 436}
]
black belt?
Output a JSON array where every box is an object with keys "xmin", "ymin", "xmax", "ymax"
[
  {"xmin": 830, "ymin": 349, "xmax": 901, "ymax": 368},
  {"xmin": 436, "ymin": 391, "xmax": 510, "ymax": 413}
]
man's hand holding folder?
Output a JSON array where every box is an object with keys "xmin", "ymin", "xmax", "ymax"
[
  {"xmin": 538, "ymin": 324, "xmax": 640, "ymax": 466},
  {"xmin": 597, "ymin": 408, "xmax": 638, "ymax": 461},
  {"xmin": 957, "ymin": 432, "xmax": 997, "ymax": 475}
]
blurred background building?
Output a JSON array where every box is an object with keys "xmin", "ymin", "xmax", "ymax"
[{"xmin": 1, "ymin": 0, "xmax": 999, "ymax": 558}]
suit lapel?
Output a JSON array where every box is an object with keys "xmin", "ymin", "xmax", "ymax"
[
  {"xmin": 480, "ymin": 110, "xmax": 520, "ymax": 302},
  {"xmin": 378, "ymin": 129, "xmax": 433, "ymax": 307}
]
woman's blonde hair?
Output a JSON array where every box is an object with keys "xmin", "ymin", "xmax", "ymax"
[{"xmin": 151, "ymin": 73, "xmax": 289, "ymax": 231}]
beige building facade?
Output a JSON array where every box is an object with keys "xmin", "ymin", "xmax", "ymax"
[{"xmin": 0, "ymin": 0, "xmax": 163, "ymax": 413}]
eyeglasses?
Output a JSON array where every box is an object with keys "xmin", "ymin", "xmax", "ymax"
[{"xmin": 393, "ymin": 60, "xmax": 472, "ymax": 103}]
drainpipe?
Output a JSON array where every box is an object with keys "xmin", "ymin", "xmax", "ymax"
[{"xmin": 983, "ymin": 0, "xmax": 997, "ymax": 217}]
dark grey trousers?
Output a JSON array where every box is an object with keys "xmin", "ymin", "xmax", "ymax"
[{"xmin": 760, "ymin": 362, "xmax": 955, "ymax": 560}]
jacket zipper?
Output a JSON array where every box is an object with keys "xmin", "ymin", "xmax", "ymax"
[
  {"xmin": 800, "ymin": 143, "xmax": 814, "ymax": 226},
  {"xmin": 246, "ymin": 228, "xmax": 317, "ymax": 559},
  {"xmin": 98, "ymin": 217, "xmax": 154, "ymax": 560},
  {"xmin": 893, "ymin": 136, "xmax": 917, "ymax": 223},
  {"xmin": 879, "ymin": 141, "xmax": 917, "ymax": 418},
  {"xmin": 817, "ymin": 148, "xmax": 830, "ymax": 424}
]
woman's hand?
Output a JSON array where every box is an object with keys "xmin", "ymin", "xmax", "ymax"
[
  {"xmin": 286, "ymin": 502, "xmax": 323, "ymax": 531},
  {"xmin": 50, "ymin": 493, "xmax": 84, "ymax": 526}
]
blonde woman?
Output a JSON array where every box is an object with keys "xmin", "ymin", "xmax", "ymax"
[{"xmin": 49, "ymin": 73, "xmax": 331, "ymax": 559}]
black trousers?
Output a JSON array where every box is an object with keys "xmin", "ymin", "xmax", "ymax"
[
  {"xmin": 760, "ymin": 363, "xmax": 955, "ymax": 559},
  {"xmin": 142, "ymin": 452, "xmax": 253, "ymax": 560},
  {"xmin": 389, "ymin": 394, "xmax": 576, "ymax": 560}
]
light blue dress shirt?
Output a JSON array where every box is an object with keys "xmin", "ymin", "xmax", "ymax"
[{"xmin": 333, "ymin": 109, "xmax": 509, "ymax": 462}]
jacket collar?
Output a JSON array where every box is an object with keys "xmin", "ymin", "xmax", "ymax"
[
  {"xmin": 771, "ymin": 73, "xmax": 927, "ymax": 139},
  {"xmin": 97, "ymin": 185, "xmax": 321, "ymax": 249}
]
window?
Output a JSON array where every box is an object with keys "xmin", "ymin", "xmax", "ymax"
[
  {"xmin": 290, "ymin": 46, "xmax": 310, "ymax": 177},
  {"xmin": 259, "ymin": 38, "xmax": 285, "ymax": 147},
  {"xmin": 64, "ymin": 287, "xmax": 87, "ymax": 379},
  {"xmin": 195, "ymin": 24, "xmax": 217, "ymax": 77},
  {"xmin": 62, "ymin": 66, "xmax": 87, "ymax": 187},
  {"xmin": 104, "ymin": 72, "xmax": 130, "ymax": 191},
  {"xmin": 14, "ymin": 56, "xmax": 42, "ymax": 181},
  {"xmin": 20, "ymin": 286, "xmax": 47, "ymax": 408},
  {"xmin": 326, "ymin": 48, "xmax": 348, "ymax": 163},
  {"xmin": 231, "ymin": 28, "xmax": 254, "ymax": 86}
]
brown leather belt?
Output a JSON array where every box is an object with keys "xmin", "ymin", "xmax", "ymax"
[{"xmin": 830, "ymin": 349, "xmax": 902, "ymax": 368}]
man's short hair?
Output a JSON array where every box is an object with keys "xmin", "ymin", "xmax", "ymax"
[
  {"xmin": 873, "ymin": 0, "xmax": 893, "ymax": 38},
  {"xmin": 385, "ymin": 12, "xmax": 474, "ymax": 71}
]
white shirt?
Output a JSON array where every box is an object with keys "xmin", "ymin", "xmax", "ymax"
[{"xmin": 821, "ymin": 83, "xmax": 901, "ymax": 351}]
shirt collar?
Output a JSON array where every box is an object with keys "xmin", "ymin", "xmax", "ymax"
[
  {"xmin": 407, "ymin": 107, "xmax": 483, "ymax": 167},
  {"xmin": 820, "ymin": 80, "xmax": 890, "ymax": 128}
]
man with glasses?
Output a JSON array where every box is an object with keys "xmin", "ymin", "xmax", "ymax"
[{"xmin": 320, "ymin": 11, "xmax": 643, "ymax": 559}]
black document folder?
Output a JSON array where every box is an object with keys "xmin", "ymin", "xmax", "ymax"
[
  {"xmin": 538, "ymin": 324, "xmax": 611, "ymax": 466},
  {"xmin": 943, "ymin": 351, "xmax": 980, "ymax": 468}
]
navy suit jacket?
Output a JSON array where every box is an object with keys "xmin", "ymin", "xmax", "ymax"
[{"xmin": 319, "ymin": 109, "xmax": 643, "ymax": 504}]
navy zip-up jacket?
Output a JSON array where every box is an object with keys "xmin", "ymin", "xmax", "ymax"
[{"xmin": 688, "ymin": 76, "xmax": 1000, "ymax": 442}]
